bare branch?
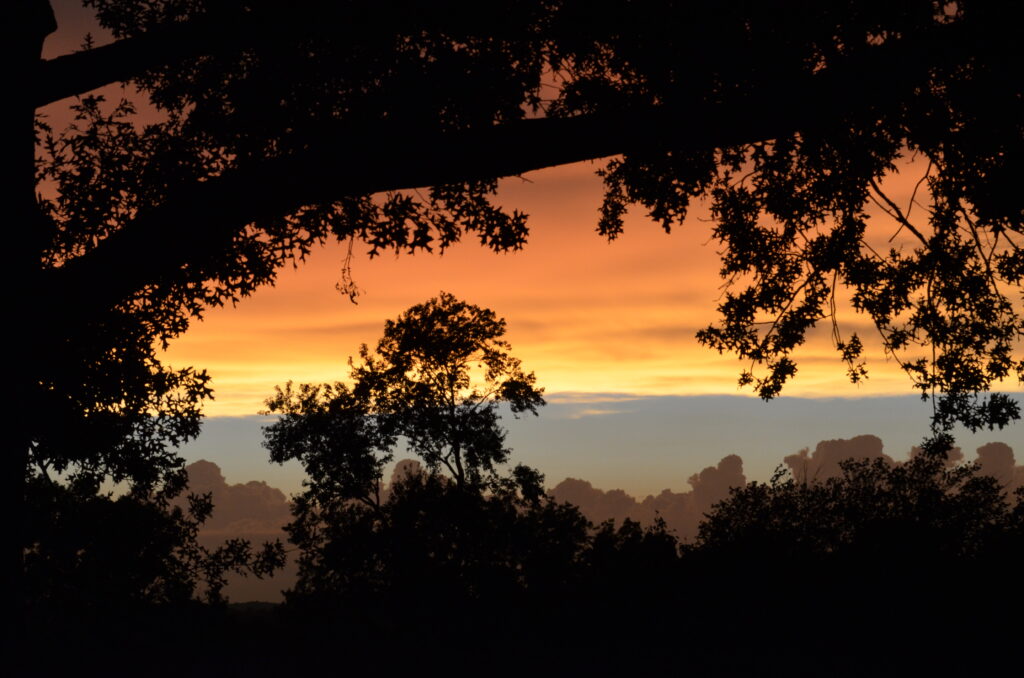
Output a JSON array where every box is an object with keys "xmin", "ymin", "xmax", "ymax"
[{"xmin": 869, "ymin": 178, "xmax": 929, "ymax": 246}]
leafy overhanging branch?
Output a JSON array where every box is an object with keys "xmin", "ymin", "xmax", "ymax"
[{"xmin": 43, "ymin": 25, "xmax": 954, "ymax": 329}]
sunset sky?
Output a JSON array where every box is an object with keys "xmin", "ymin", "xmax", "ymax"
[
  {"xmin": 44, "ymin": 1, "xmax": 1022, "ymax": 498},
  {"xmin": 159, "ymin": 158, "xmax": 1022, "ymax": 497}
]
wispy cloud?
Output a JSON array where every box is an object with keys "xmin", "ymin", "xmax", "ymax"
[
  {"xmin": 545, "ymin": 392, "xmax": 645, "ymax": 405},
  {"xmin": 563, "ymin": 407, "xmax": 627, "ymax": 419}
]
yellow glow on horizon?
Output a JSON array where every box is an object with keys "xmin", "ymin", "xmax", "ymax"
[{"xmin": 161, "ymin": 158, "xmax": 984, "ymax": 417}]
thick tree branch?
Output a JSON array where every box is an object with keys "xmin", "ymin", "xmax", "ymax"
[
  {"xmin": 43, "ymin": 22, "xmax": 961, "ymax": 328},
  {"xmin": 35, "ymin": 2, "xmax": 348, "ymax": 107},
  {"xmin": 35, "ymin": 1, "xmax": 471, "ymax": 108},
  {"xmin": 44, "ymin": 103, "xmax": 787, "ymax": 320},
  {"xmin": 36, "ymin": 18, "xmax": 223, "ymax": 107}
]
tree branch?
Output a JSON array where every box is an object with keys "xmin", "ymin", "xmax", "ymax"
[
  {"xmin": 35, "ymin": 1, "xmax": 510, "ymax": 108},
  {"xmin": 36, "ymin": 8, "xmax": 251, "ymax": 107},
  {"xmin": 42, "ymin": 104, "xmax": 776, "ymax": 319},
  {"xmin": 42, "ymin": 22, "xmax": 961, "ymax": 329}
]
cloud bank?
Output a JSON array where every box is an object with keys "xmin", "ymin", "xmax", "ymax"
[
  {"xmin": 180, "ymin": 459, "xmax": 293, "ymax": 536},
  {"xmin": 551, "ymin": 436, "xmax": 1022, "ymax": 541},
  {"xmin": 179, "ymin": 435, "xmax": 1021, "ymax": 600}
]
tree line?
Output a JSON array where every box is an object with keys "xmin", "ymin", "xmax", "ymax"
[
  {"xmin": 14, "ymin": 2, "xmax": 1024, "ymax": 672},
  {"xmin": 24, "ymin": 294, "xmax": 1022, "ymax": 675}
]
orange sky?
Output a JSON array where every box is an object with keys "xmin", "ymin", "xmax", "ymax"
[
  {"xmin": 37, "ymin": 0, "xmax": 1015, "ymax": 421},
  {"xmin": 41, "ymin": 1, "xmax": 1007, "ymax": 419},
  {"xmin": 41, "ymin": 2, "xmax": 1021, "ymax": 499},
  {"xmin": 40, "ymin": 1, "xmax": 1016, "ymax": 420},
  {"xmin": 160, "ymin": 158, "xmax": 938, "ymax": 416}
]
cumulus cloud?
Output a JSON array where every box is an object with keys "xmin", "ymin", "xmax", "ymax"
[
  {"xmin": 548, "ymin": 478, "xmax": 640, "ymax": 527},
  {"xmin": 173, "ymin": 437, "xmax": 1019, "ymax": 602},
  {"xmin": 974, "ymin": 442, "xmax": 1024, "ymax": 492},
  {"xmin": 549, "ymin": 437, "xmax": 1021, "ymax": 542},
  {"xmin": 909, "ymin": 442, "xmax": 965, "ymax": 467},
  {"xmin": 549, "ymin": 454, "xmax": 746, "ymax": 541},
  {"xmin": 390, "ymin": 458, "xmax": 424, "ymax": 486},
  {"xmin": 783, "ymin": 434, "xmax": 893, "ymax": 483},
  {"xmin": 688, "ymin": 454, "xmax": 745, "ymax": 508},
  {"xmin": 908, "ymin": 440, "xmax": 1022, "ymax": 491},
  {"xmin": 172, "ymin": 461, "xmax": 296, "ymax": 603},
  {"xmin": 178, "ymin": 460, "xmax": 292, "ymax": 536}
]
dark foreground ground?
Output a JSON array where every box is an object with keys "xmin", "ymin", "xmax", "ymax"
[{"xmin": 17, "ymin": 567, "xmax": 1021, "ymax": 678}]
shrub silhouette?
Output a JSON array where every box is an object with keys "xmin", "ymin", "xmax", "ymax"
[
  {"xmin": 677, "ymin": 433, "xmax": 1024, "ymax": 676},
  {"xmin": 24, "ymin": 472, "xmax": 285, "ymax": 612},
  {"xmin": 690, "ymin": 433, "xmax": 1020, "ymax": 565},
  {"xmin": 263, "ymin": 294, "xmax": 685, "ymax": 653}
]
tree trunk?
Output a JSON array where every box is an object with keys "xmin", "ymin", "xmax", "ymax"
[{"xmin": 4, "ymin": 0, "xmax": 56, "ymax": 632}]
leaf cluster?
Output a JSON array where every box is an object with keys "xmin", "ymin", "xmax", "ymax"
[
  {"xmin": 24, "ymin": 469, "xmax": 285, "ymax": 611},
  {"xmin": 82, "ymin": 0, "xmax": 547, "ymax": 261},
  {"xmin": 36, "ymin": 1, "xmax": 1024, "ymax": 507},
  {"xmin": 551, "ymin": 1, "xmax": 1024, "ymax": 429},
  {"xmin": 264, "ymin": 292, "xmax": 545, "ymax": 500},
  {"xmin": 261, "ymin": 293, "xmax": 548, "ymax": 599},
  {"xmin": 262, "ymin": 294, "xmax": 687, "ymax": 610},
  {"xmin": 689, "ymin": 433, "xmax": 1022, "ymax": 565}
]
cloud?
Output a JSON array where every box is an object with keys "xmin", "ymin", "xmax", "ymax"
[
  {"xmin": 909, "ymin": 442, "xmax": 965, "ymax": 467},
  {"xmin": 172, "ymin": 460, "xmax": 296, "ymax": 603},
  {"xmin": 549, "ymin": 454, "xmax": 747, "ymax": 541},
  {"xmin": 974, "ymin": 442, "xmax": 1024, "ymax": 492},
  {"xmin": 783, "ymin": 434, "xmax": 893, "ymax": 483},
  {"xmin": 548, "ymin": 478, "xmax": 641, "ymax": 527},
  {"xmin": 544, "ymin": 392, "xmax": 646, "ymax": 405},
  {"xmin": 549, "ymin": 437, "xmax": 1021, "ymax": 543},
  {"xmin": 179, "ymin": 460, "xmax": 292, "ymax": 536},
  {"xmin": 176, "ymin": 435, "xmax": 1020, "ymax": 603},
  {"xmin": 389, "ymin": 459, "xmax": 424, "ymax": 487},
  {"xmin": 564, "ymin": 408, "xmax": 627, "ymax": 419}
]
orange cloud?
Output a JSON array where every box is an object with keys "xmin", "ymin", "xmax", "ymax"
[{"xmin": 162, "ymin": 159, "xmax": 948, "ymax": 416}]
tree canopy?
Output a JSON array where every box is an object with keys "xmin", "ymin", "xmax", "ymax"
[
  {"xmin": 14, "ymin": 1, "xmax": 1024, "ymax": 595},
  {"xmin": 690, "ymin": 434, "xmax": 1022, "ymax": 565},
  {"xmin": 262, "ymin": 294, "xmax": 578, "ymax": 606},
  {"xmin": 263, "ymin": 292, "xmax": 545, "ymax": 501},
  {"xmin": 25, "ymin": 0, "xmax": 1021, "ymax": 451}
]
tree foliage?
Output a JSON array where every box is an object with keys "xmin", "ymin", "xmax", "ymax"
[
  {"xmin": 18, "ymin": 2, "xmax": 1024, "ymax": 663},
  {"xmin": 19, "ymin": 0, "xmax": 1024, "ymax": 603},
  {"xmin": 689, "ymin": 433, "xmax": 1022, "ymax": 565},
  {"xmin": 261, "ymin": 294, "xmax": 688, "ymax": 614},
  {"xmin": 27, "ymin": 0, "xmax": 1020, "ymax": 444},
  {"xmin": 264, "ymin": 292, "xmax": 545, "ymax": 496},
  {"xmin": 678, "ymin": 433, "xmax": 1024, "ymax": 674},
  {"xmin": 263, "ymin": 294, "xmax": 587, "ymax": 605},
  {"xmin": 24, "ymin": 468, "xmax": 286, "ymax": 610}
]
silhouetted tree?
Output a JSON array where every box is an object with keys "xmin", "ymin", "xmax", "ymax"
[
  {"xmin": 680, "ymin": 433, "xmax": 1024, "ymax": 673},
  {"xmin": 263, "ymin": 295, "xmax": 689, "ymax": 645},
  {"xmin": 25, "ymin": 471, "xmax": 285, "ymax": 611},
  {"xmin": 263, "ymin": 295, "xmax": 595, "ymax": 619},
  {"xmin": 32, "ymin": 0, "xmax": 1022, "ymax": 428},
  {"xmin": 691, "ymin": 434, "xmax": 1020, "ymax": 563},
  {"xmin": 16, "ymin": 0, "xmax": 1024, "ymax": 606},
  {"xmin": 264, "ymin": 292, "xmax": 545, "ymax": 494}
]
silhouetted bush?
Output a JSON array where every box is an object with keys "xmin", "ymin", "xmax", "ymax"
[
  {"xmin": 689, "ymin": 434, "xmax": 1021, "ymax": 567},
  {"xmin": 24, "ymin": 472, "xmax": 285, "ymax": 614},
  {"xmin": 676, "ymin": 433, "xmax": 1024, "ymax": 676}
]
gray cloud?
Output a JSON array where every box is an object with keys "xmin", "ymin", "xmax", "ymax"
[
  {"xmin": 179, "ymin": 435, "xmax": 1019, "ymax": 601},
  {"xmin": 974, "ymin": 442, "xmax": 1024, "ymax": 492},
  {"xmin": 549, "ymin": 454, "xmax": 746, "ymax": 541},
  {"xmin": 550, "ymin": 437, "xmax": 1020, "ymax": 542},
  {"xmin": 179, "ymin": 460, "xmax": 292, "ymax": 536},
  {"xmin": 784, "ymin": 434, "xmax": 893, "ymax": 483},
  {"xmin": 173, "ymin": 460, "xmax": 295, "ymax": 603}
]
